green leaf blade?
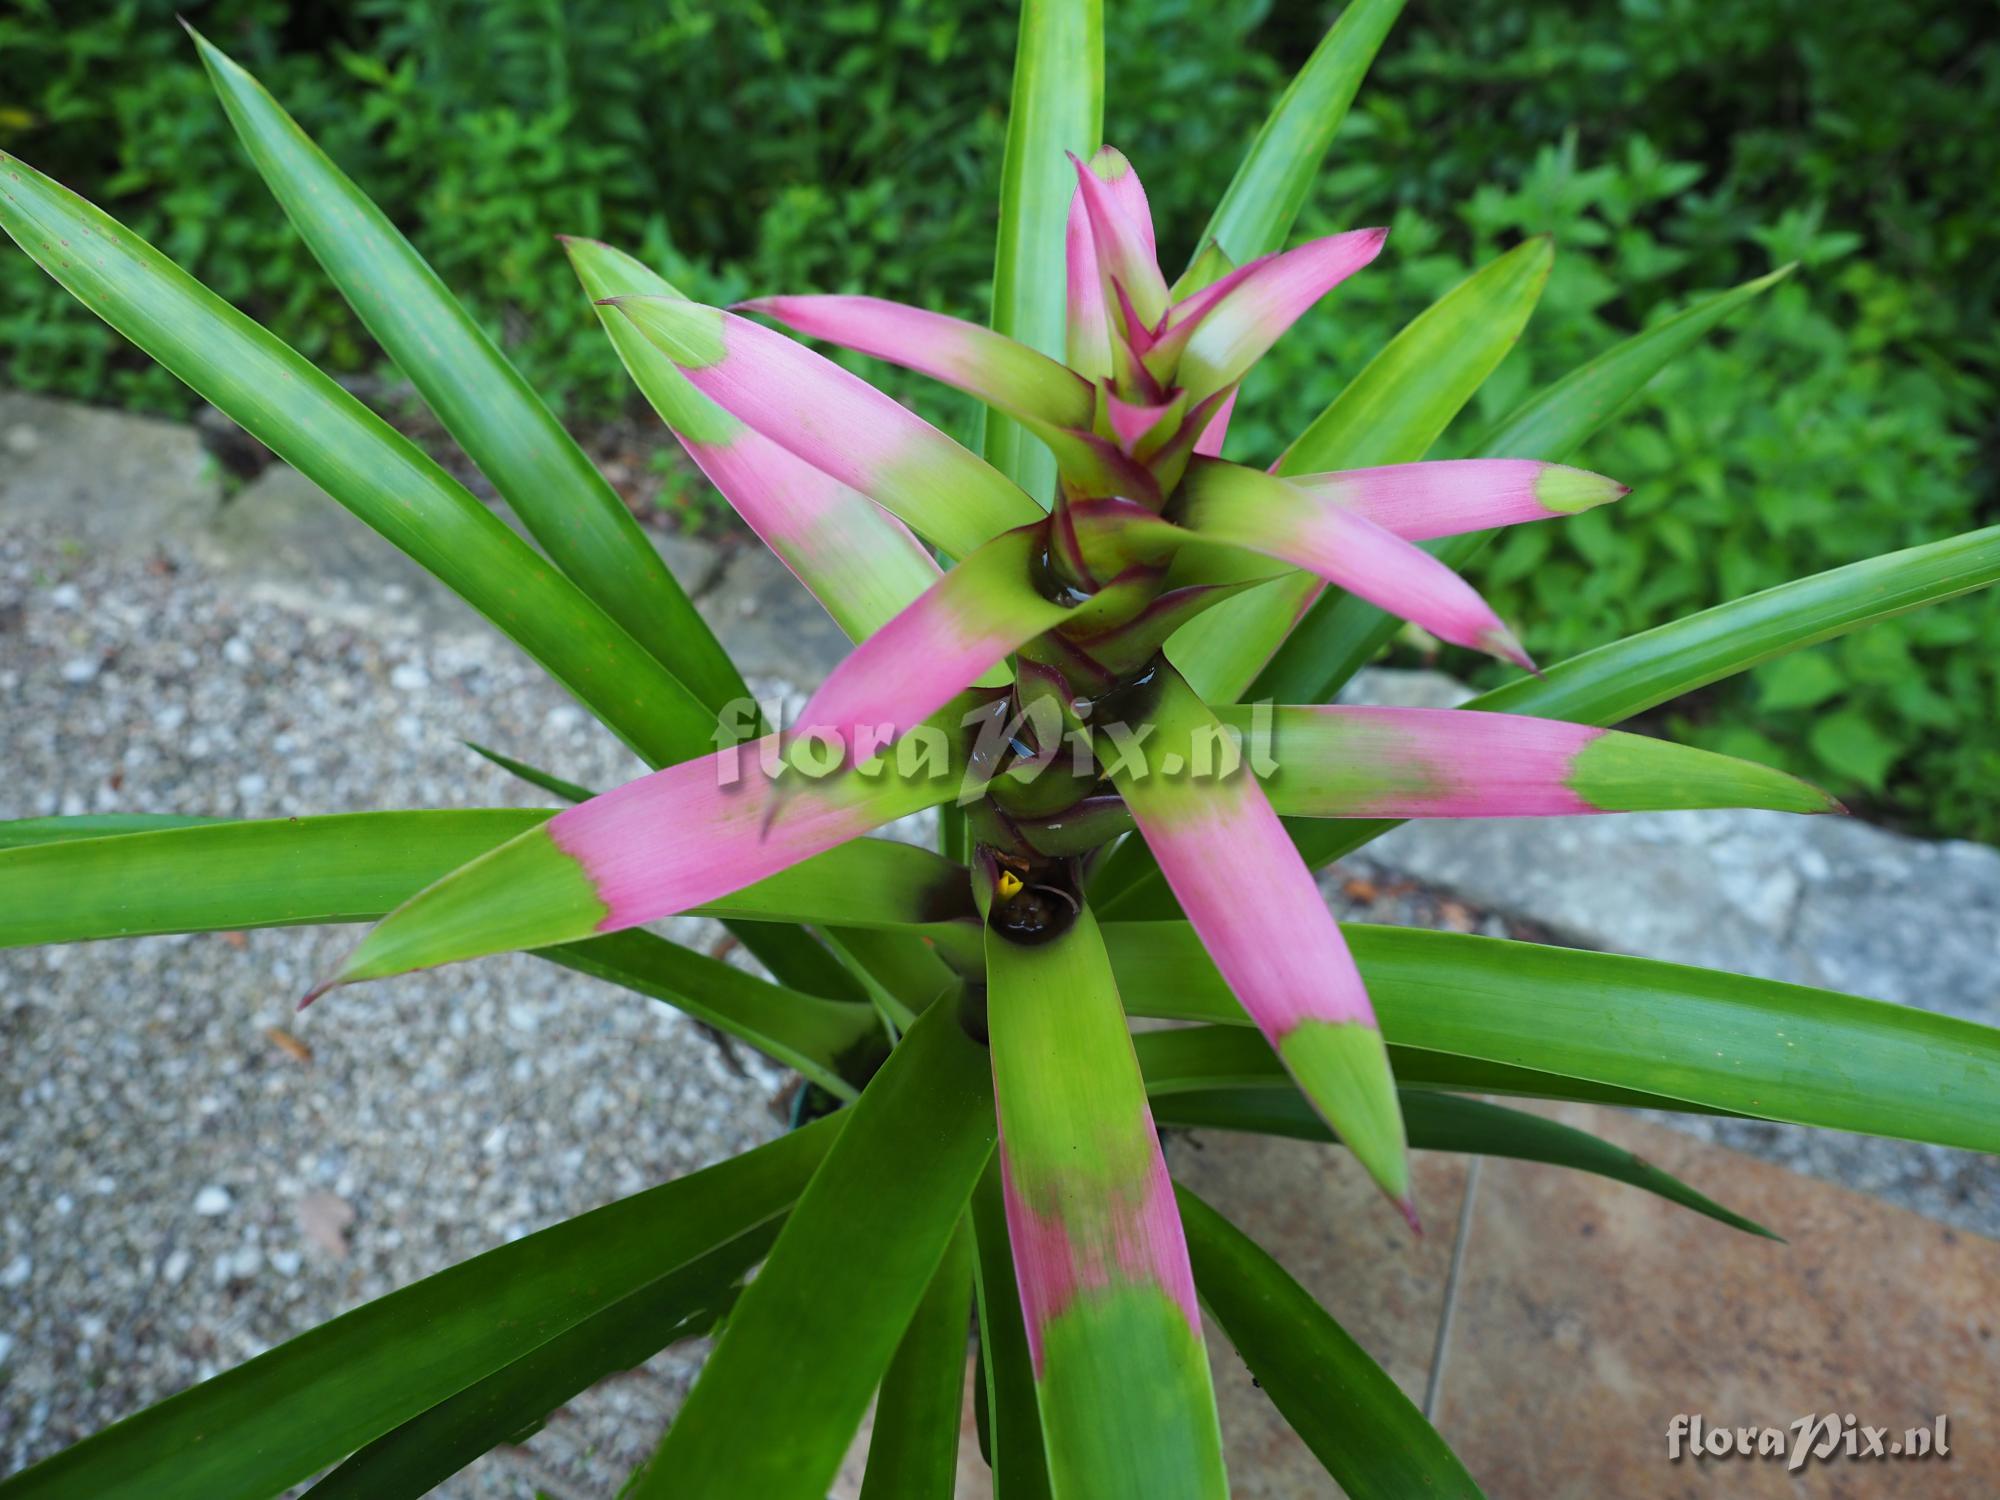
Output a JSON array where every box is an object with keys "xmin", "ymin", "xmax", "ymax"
[
  {"xmin": 630, "ymin": 991, "xmax": 994, "ymax": 1500},
  {"xmin": 0, "ymin": 1122, "xmax": 840, "ymax": 1500},
  {"xmin": 1108, "ymin": 922, "xmax": 2000, "ymax": 1153},
  {"xmin": 308, "ymin": 1226, "xmax": 772, "ymax": 1499},
  {"xmin": 1192, "ymin": 0, "xmax": 1407, "ymax": 273},
  {"xmin": 1176, "ymin": 1185, "xmax": 1485, "ymax": 1500},
  {"xmin": 1155, "ymin": 1088, "xmax": 1779, "ymax": 1238},
  {"xmin": 986, "ymin": 909, "xmax": 1229, "ymax": 1500},
  {"xmin": 189, "ymin": 30, "xmax": 745, "ymax": 714},
  {"xmin": 0, "ymin": 150, "xmax": 714, "ymax": 768},
  {"xmin": 984, "ymin": 0, "xmax": 1105, "ymax": 503},
  {"xmin": 859, "ymin": 1222, "xmax": 976, "ymax": 1500}
]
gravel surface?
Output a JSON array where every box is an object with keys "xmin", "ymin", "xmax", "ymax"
[{"xmin": 0, "ymin": 515, "xmax": 797, "ymax": 1496}]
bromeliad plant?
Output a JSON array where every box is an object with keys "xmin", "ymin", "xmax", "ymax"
[{"xmin": 3, "ymin": 4, "xmax": 1999, "ymax": 1497}]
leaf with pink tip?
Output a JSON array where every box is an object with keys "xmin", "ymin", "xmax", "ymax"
[
  {"xmin": 1290, "ymin": 458, "xmax": 1628, "ymax": 541},
  {"xmin": 1068, "ymin": 148, "xmax": 1170, "ymax": 334},
  {"xmin": 1099, "ymin": 664, "xmax": 1411, "ymax": 1213},
  {"xmin": 607, "ymin": 296, "xmax": 1041, "ymax": 559},
  {"xmin": 1175, "ymin": 457, "xmax": 1534, "ymax": 669},
  {"xmin": 1065, "ymin": 186, "xmax": 1113, "ymax": 380},
  {"xmin": 310, "ymin": 703, "xmax": 988, "ymax": 999},
  {"xmin": 984, "ymin": 901, "xmax": 1228, "ymax": 1500},
  {"xmin": 565, "ymin": 238, "xmax": 939, "ymax": 642},
  {"xmin": 790, "ymin": 525, "xmax": 1075, "ymax": 767},
  {"xmin": 1089, "ymin": 144, "xmax": 1156, "ymax": 259},
  {"xmin": 1223, "ymin": 705, "xmax": 1844, "ymax": 818},
  {"xmin": 1193, "ymin": 388, "xmax": 1236, "ymax": 457},
  {"xmin": 984, "ymin": 0, "xmax": 1103, "ymax": 507},
  {"xmin": 1174, "ymin": 228, "xmax": 1387, "ymax": 400},
  {"xmin": 739, "ymin": 294, "xmax": 1095, "ymax": 434}
]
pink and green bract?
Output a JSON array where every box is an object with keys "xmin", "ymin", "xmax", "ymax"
[{"xmin": 309, "ymin": 146, "xmax": 1839, "ymax": 1495}]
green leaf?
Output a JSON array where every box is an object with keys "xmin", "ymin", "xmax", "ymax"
[
  {"xmin": 1168, "ymin": 237, "xmax": 1553, "ymax": 703},
  {"xmin": 0, "ymin": 810, "xmax": 549, "ymax": 944},
  {"xmin": 1108, "ymin": 922, "xmax": 2000, "ymax": 1152},
  {"xmin": 0, "ymin": 813, "xmax": 977, "ymax": 949},
  {"xmin": 0, "ymin": 814, "xmax": 223, "ymax": 848},
  {"xmin": 985, "ymin": 908, "xmax": 1228, "ymax": 1499},
  {"xmin": 1251, "ymin": 266, "xmax": 1796, "ymax": 705},
  {"xmin": 860, "ymin": 1222, "xmax": 975, "ymax": 1500},
  {"xmin": 970, "ymin": 1156, "xmax": 1055, "ymax": 1500},
  {"xmin": 1132, "ymin": 1024, "xmax": 1744, "ymax": 1117},
  {"xmin": 462, "ymin": 741, "xmax": 592, "ymax": 804},
  {"xmin": 629, "ymin": 991, "xmax": 995, "ymax": 1500},
  {"xmin": 0, "ymin": 150, "xmax": 713, "ymax": 769},
  {"xmin": 565, "ymin": 235, "xmax": 941, "ymax": 645},
  {"xmin": 0, "ymin": 1121, "xmax": 840, "ymax": 1500},
  {"xmin": 190, "ymin": 30, "xmax": 747, "ymax": 715},
  {"xmin": 1175, "ymin": 1185, "xmax": 1486, "ymax": 1500},
  {"xmin": 1190, "ymin": 0, "xmax": 1406, "ymax": 274},
  {"xmin": 983, "ymin": 0, "xmax": 1104, "ymax": 504},
  {"xmin": 1155, "ymin": 1088, "xmax": 1778, "ymax": 1238},
  {"xmin": 308, "ymin": 1228, "xmax": 769, "ymax": 1499},
  {"xmin": 546, "ymin": 931, "xmax": 881, "ymax": 1101}
]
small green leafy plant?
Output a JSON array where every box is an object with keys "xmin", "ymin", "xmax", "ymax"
[{"xmin": 4, "ymin": 3, "xmax": 1999, "ymax": 1496}]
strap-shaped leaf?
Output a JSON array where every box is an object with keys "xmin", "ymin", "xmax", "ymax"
[
  {"xmin": 0, "ymin": 151, "xmax": 714, "ymax": 769},
  {"xmin": 566, "ymin": 236, "xmax": 941, "ymax": 642},
  {"xmin": 314, "ymin": 706, "xmax": 984, "ymax": 998},
  {"xmin": 790, "ymin": 525, "xmax": 1073, "ymax": 762},
  {"xmin": 189, "ymin": 30, "xmax": 745, "ymax": 714},
  {"xmin": 1156, "ymin": 1089, "xmax": 1777, "ymax": 1238},
  {"xmin": 630, "ymin": 991, "xmax": 995, "ymax": 1500},
  {"xmin": 986, "ymin": 0, "xmax": 1104, "ymax": 501},
  {"xmin": 1069, "ymin": 148, "xmax": 1170, "ymax": 332},
  {"xmin": 307, "ymin": 1226, "xmax": 768, "ymax": 1499},
  {"xmin": 1254, "ymin": 265, "xmax": 1795, "ymax": 704},
  {"xmin": 1174, "ymin": 228, "xmax": 1386, "ymax": 401},
  {"xmin": 453, "ymin": 741, "xmax": 927, "ymax": 1007},
  {"xmin": 1188, "ymin": 0, "xmax": 1407, "ymax": 277},
  {"xmin": 1102, "ymin": 665, "xmax": 1410, "ymax": 1212},
  {"xmin": 0, "ymin": 1119, "xmax": 840, "ymax": 1500},
  {"xmin": 610, "ymin": 296, "xmax": 1041, "ymax": 559},
  {"xmin": 1175, "ymin": 1184, "xmax": 1486, "ymax": 1500},
  {"xmin": 1169, "ymin": 237, "xmax": 1553, "ymax": 701},
  {"xmin": 1218, "ymin": 704, "xmax": 1840, "ymax": 818},
  {"xmin": 985, "ymin": 907, "xmax": 1227, "ymax": 1500},
  {"xmin": 0, "ymin": 814, "xmax": 222, "ymax": 848},
  {"xmin": 1285, "ymin": 457, "xmax": 1628, "ymax": 541},
  {"xmin": 463, "ymin": 741, "xmax": 594, "ymax": 804},
  {"xmin": 1105, "ymin": 922, "xmax": 2000, "ymax": 1152},
  {"xmin": 1132, "ymin": 1025, "xmax": 1743, "ymax": 1116},
  {"xmin": 0, "ymin": 813, "xmax": 976, "ymax": 948},
  {"xmin": 970, "ymin": 1155, "xmax": 1056, "ymax": 1500},
  {"xmin": 545, "ymin": 931, "xmax": 881, "ymax": 1101},
  {"xmin": 743, "ymin": 295, "xmax": 1095, "ymax": 432},
  {"xmin": 860, "ymin": 1222, "xmax": 975, "ymax": 1500},
  {"xmin": 1175, "ymin": 457, "xmax": 1532, "ymax": 668}
]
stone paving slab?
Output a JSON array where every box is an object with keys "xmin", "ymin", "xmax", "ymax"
[{"xmin": 1434, "ymin": 1103, "xmax": 2000, "ymax": 1498}]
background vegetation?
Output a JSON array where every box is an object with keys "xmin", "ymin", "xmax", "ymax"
[{"xmin": 3, "ymin": 0, "xmax": 1994, "ymax": 838}]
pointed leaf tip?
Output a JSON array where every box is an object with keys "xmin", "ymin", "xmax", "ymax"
[{"xmin": 1533, "ymin": 462, "xmax": 1630, "ymax": 515}]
